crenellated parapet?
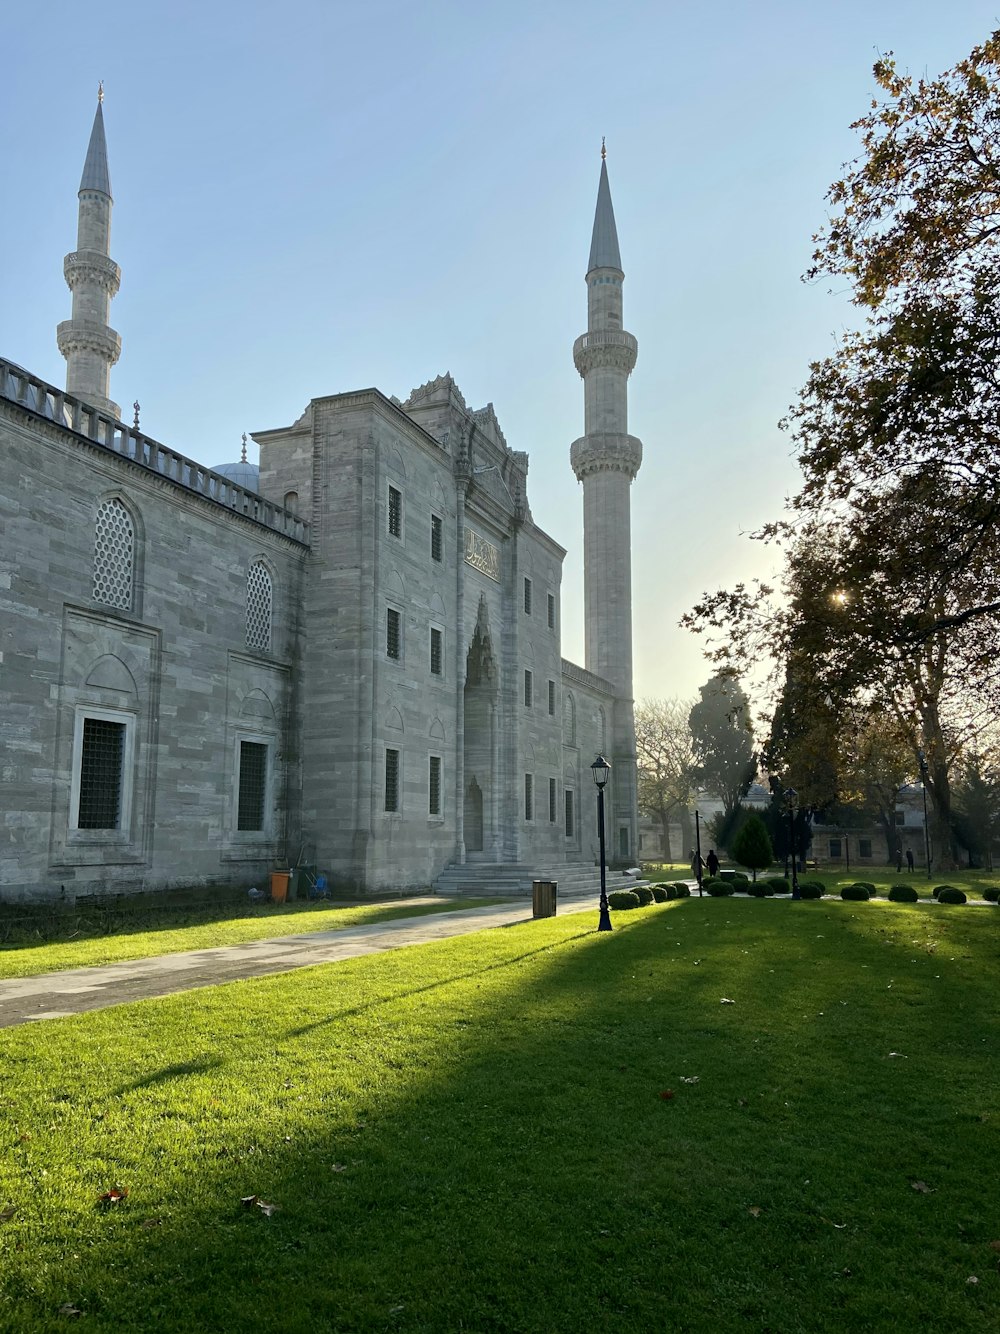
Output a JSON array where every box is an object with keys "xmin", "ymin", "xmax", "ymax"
[
  {"xmin": 573, "ymin": 329, "xmax": 638, "ymax": 377},
  {"xmin": 63, "ymin": 249, "xmax": 121, "ymax": 297}
]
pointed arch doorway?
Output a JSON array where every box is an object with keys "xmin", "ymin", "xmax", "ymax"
[{"xmin": 463, "ymin": 599, "xmax": 499, "ymax": 860}]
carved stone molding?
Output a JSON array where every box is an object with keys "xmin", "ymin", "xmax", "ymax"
[
  {"xmin": 570, "ymin": 431, "xmax": 643, "ymax": 481},
  {"xmin": 64, "ymin": 249, "xmax": 121, "ymax": 296},
  {"xmin": 56, "ymin": 320, "xmax": 122, "ymax": 365}
]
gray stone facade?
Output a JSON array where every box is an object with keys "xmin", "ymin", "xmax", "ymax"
[{"xmin": 0, "ymin": 111, "xmax": 642, "ymax": 902}]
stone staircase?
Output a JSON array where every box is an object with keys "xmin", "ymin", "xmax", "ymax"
[{"xmin": 433, "ymin": 860, "xmax": 648, "ymax": 899}]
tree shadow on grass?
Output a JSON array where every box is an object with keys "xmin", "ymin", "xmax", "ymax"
[{"xmin": 2, "ymin": 900, "xmax": 999, "ymax": 1332}]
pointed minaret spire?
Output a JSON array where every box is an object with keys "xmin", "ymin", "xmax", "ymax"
[
  {"xmin": 570, "ymin": 151, "xmax": 642, "ymax": 862},
  {"xmin": 57, "ymin": 88, "xmax": 122, "ymax": 418}
]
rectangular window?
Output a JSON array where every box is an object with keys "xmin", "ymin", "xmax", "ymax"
[
  {"xmin": 429, "ymin": 755, "xmax": 442, "ymax": 816},
  {"xmin": 859, "ymin": 838, "xmax": 872, "ymax": 858},
  {"xmin": 431, "ymin": 513, "xmax": 443, "ymax": 562},
  {"xmin": 388, "ymin": 485, "xmax": 402, "ymax": 539},
  {"xmin": 524, "ymin": 669, "xmax": 533, "ymax": 708},
  {"xmin": 385, "ymin": 748, "xmax": 400, "ymax": 812},
  {"xmin": 619, "ymin": 827, "xmax": 629, "ymax": 859},
  {"xmin": 894, "ymin": 809, "xmax": 905, "ymax": 825},
  {"xmin": 829, "ymin": 838, "xmax": 842, "ymax": 858},
  {"xmin": 387, "ymin": 607, "xmax": 401, "ymax": 660},
  {"xmin": 77, "ymin": 717, "xmax": 126, "ymax": 829},
  {"xmin": 524, "ymin": 773, "xmax": 533, "ymax": 821},
  {"xmin": 565, "ymin": 789, "xmax": 575, "ymax": 837},
  {"xmin": 547, "ymin": 592, "xmax": 555, "ymax": 630},
  {"xmin": 523, "ymin": 577, "xmax": 532, "ymax": 615},
  {"xmin": 549, "ymin": 776, "xmax": 557, "ymax": 823},
  {"xmin": 430, "ymin": 627, "xmax": 442, "ymax": 676},
  {"xmin": 237, "ymin": 740, "xmax": 268, "ymax": 832},
  {"xmin": 547, "ymin": 679, "xmax": 556, "ymax": 715}
]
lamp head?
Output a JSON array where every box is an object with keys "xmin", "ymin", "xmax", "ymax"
[{"xmin": 591, "ymin": 755, "xmax": 611, "ymax": 789}]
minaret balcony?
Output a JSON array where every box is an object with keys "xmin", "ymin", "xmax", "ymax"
[
  {"xmin": 570, "ymin": 431, "xmax": 643, "ymax": 481},
  {"xmin": 64, "ymin": 249, "xmax": 121, "ymax": 296},
  {"xmin": 56, "ymin": 319, "xmax": 122, "ymax": 365},
  {"xmin": 573, "ymin": 329, "xmax": 638, "ymax": 377}
]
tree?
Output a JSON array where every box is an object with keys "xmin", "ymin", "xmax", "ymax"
[
  {"xmin": 688, "ymin": 672, "xmax": 757, "ymax": 819},
  {"xmin": 634, "ymin": 698, "xmax": 696, "ymax": 862},
  {"xmin": 952, "ymin": 750, "xmax": 1000, "ymax": 868},
  {"xmin": 731, "ymin": 814, "xmax": 774, "ymax": 882},
  {"xmin": 684, "ymin": 34, "xmax": 1000, "ymax": 868}
]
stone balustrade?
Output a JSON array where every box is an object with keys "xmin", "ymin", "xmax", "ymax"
[{"xmin": 0, "ymin": 358, "xmax": 309, "ymax": 545}]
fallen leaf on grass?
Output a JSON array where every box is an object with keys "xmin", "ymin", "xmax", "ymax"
[
  {"xmin": 58, "ymin": 1304, "xmax": 83, "ymax": 1318},
  {"xmin": 967, "ymin": 1276, "xmax": 979, "ymax": 1284},
  {"xmin": 748, "ymin": 1206, "xmax": 762, "ymax": 1218},
  {"xmin": 720, "ymin": 998, "xmax": 736, "ymax": 1005},
  {"xmin": 257, "ymin": 1201, "xmax": 279, "ymax": 1217},
  {"xmin": 910, "ymin": 1181, "xmax": 935, "ymax": 1194},
  {"xmin": 989, "ymin": 1240, "xmax": 1000, "ymax": 1253},
  {"xmin": 240, "ymin": 1195, "xmax": 259, "ymax": 1208},
  {"xmin": 140, "ymin": 1218, "xmax": 162, "ymax": 1229},
  {"xmin": 680, "ymin": 1076, "xmax": 700, "ymax": 1085},
  {"xmin": 887, "ymin": 1052, "xmax": 906, "ymax": 1058},
  {"xmin": 659, "ymin": 1090, "xmax": 675, "ymax": 1100},
  {"xmin": 820, "ymin": 1216, "xmax": 847, "ymax": 1228},
  {"xmin": 0, "ymin": 1205, "xmax": 16, "ymax": 1223},
  {"xmin": 98, "ymin": 1187, "xmax": 128, "ymax": 1205},
  {"xmin": 331, "ymin": 1163, "xmax": 348, "ymax": 1172}
]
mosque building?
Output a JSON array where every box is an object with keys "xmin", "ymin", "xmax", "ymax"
[{"xmin": 0, "ymin": 93, "xmax": 643, "ymax": 900}]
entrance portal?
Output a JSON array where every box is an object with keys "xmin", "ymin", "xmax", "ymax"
[{"xmin": 463, "ymin": 598, "xmax": 498, "ymax": 859}]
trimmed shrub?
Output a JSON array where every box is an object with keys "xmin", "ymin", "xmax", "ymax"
[
  {"xmin": 888, "ymin": 884, "xmax": 919, "ymax": 903},
  {"xmin": 983, "ymin": 887, "xmax": 1000, "ymax": 903},
  {"xmin": 798, "ymin": 881, "xmax": 824, "ymax": 899},
  {"xmin": 608, "ymin": 890, "xmax": 640, "ymax": 911},
  {"xmin": 765, "ymin": 876, "xmax": 790, "ymax": 893},
  {"xmin": 937, "ymin": 887, "xmax": 967, "ymax": 904},
  {"xmin": 651, "ymin": 884, "xmax": 669, "ymax": 903},
  {"xmin": 704, "ymin": 878, "xmax": 735, "ymax": 896},
  {"xmin": 841, "ymin": 884, "xmax": 871, "ymax": 901},
  {"xmin": 746, "ymin": 882, "xmax": 768, "ymax": 897},
  {"xmin": 633, "ymin": 886, "xmax": 654, "ymax": 907},
  {"xmin": 671, "ymin": 882, "xmax": 692, "ymax": 898},
  {"xmin": 732, "ymin": 872, "xmax": 750, "ymax": 886},
  {"xmin": 932, "ymin": 884, "xmax": 961, "ymax": 899}
]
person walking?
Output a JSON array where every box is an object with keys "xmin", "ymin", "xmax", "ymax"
[
  {"xmin": 706, "ymin": 848, "xmax": 720, "ymax": 878},
  {"xmin": 906, "ymin": 848, "xmax": 915, "ymax": 873},
  {"xmin": 895, "ymin": 841, "xmax": 903, "ymax": 874},
  {"xmin": 690, "ymin": 849, "xmax": 704, "ymax": 880}
]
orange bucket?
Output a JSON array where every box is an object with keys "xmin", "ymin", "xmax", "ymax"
[{"xmin": 269, "ymin": 872, "xmax": 290, "ymax": 903}]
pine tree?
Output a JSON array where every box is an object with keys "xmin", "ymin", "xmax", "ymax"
[{"xmin": 731, "ymin": 813, "xmax": 774, "ymax": 882}]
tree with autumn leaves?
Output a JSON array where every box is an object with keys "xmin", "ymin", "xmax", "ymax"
[{"xmin": 686, "ymin": 31, "xmax": 1000, "ymax": 865}]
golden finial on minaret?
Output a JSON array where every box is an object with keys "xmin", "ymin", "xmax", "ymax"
[
  {"xmin": 98, "ymin": 81, "xmax": 104, "ymax": 104},
  {"xmin": 601, "ymin": 136, "xmax": 606, "ymax": 161},
  {"xmin": 241, "ymin": 432, "xmax": 248, "ymax": 464}
]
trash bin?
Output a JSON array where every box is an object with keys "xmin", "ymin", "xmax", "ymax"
[
  {"xmin": 290, "ymin": 866, "xmax": 317, "ymax": 900},
  {"xmin": 532, "ymin": 880, "xmax": 557, "ymax": 918},
  {"xmin": 270, "ymin": 871, "xmax": 290, "ymax": 903}
]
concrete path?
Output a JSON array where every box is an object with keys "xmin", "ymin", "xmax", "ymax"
[{"xmin": 0, "ymin": 895, "xmax": 604, "ymax": 1029}]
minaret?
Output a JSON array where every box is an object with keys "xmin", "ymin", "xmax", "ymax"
[
  {"xmin": 57, "ymin": 86, "xmax": 121, "ymax": 418},
  {"xmin": 570, "ymin": 144, "xmax": 642, "ymax": 859}
]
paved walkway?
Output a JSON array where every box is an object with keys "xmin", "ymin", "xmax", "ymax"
[{"xmin": 0, "ymin": 895, "xmax": 604, "ymax": 1029}]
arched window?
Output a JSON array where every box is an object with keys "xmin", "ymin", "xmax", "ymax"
[
  {"xmin": 598, "ymin": 705, "xmax": 607, "ymax": 752},
  {"xmin": 93, "ymin": 498, "xmax": 135, "ymax": 611},
  {"xmin": 563, "ymin": 691, "xmax": 576, "ymax": 745},
  {"xmin": 246, "ymin": 561, "xmax": 272, "ymax": 650}
]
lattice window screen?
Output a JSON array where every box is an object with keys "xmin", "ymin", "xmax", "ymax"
[
  {"xmin": 93, "ymin": 499, "xmax": 134, "ymax": 610},
  {"xmin": 246, "ymin": 562, "xmax": 272, "ymax": 650}
]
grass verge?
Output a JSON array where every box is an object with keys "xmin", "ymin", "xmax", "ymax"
[
  {"xmin": 0, "ymin": 897, "xmax": 505, "ymax": 981},
  {"xmin": 1, "ymin": 897, "xmax": 998, "ymax": 1331}
]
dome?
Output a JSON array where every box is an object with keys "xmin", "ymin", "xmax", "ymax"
[{"xmin": 212, "ymin": 459, "xmax": 260, "ymax": 492}]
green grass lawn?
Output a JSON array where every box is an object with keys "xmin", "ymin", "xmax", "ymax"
[
  {"xmin": 1, "ymin": 897, "xmax": 998, "ymax": 1332},
  {"xmin": 0, "ymin": 897, "xmax": 505, "ymax": 981}
]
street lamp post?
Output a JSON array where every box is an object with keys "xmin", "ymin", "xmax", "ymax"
[
  {"xmin": 591, "ymin": 755, "xmax": 613, "ymax": 931},
  {"xmin": 917, "ymin": 749, "xmax": 932, "ymax": 879},
  {"xmin": 695, "ymin": 808, "xmax": 704, "ymax": 896},
  {"xmin": 784, "ymin": 787, "xmax": 800, "ymax": 899}
]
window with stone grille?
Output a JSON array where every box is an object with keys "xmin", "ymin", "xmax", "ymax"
[
  {"xmin": 565, "ymin": 789, "xmax": 575, "ymax": 837},
  {"xmin": 523, "ymin": 577, "xmax": 532, "ymax": 615},
  {"xmin": 387, "ymin": 608, "xmax": 401, "ymax": 660},
  {"xmin": 93, "ymin": 498, "xmax": 134, "ymax": 610},
  {"xmin": 431, "ymin": 513, "xmax": 443, "ymax": 562},
  {"xmin": 388, "ymin": 485, "xmax": 402, "ymax": 539},
  {"xmin": 549, "ymin": 776, "xmax": 557, "ymax": 823},
  {"xmin": 524, "ymin": 669, "xmax": 533, "ymax": 708},
  {"xmin": 385, "ymin": 748, "xmax": 400, "ymax": 812},
  {"xmin": 246, "ymin": 561, "xmax": 272, "ymax": 651},
  {"xmin": 429, "ymin": 755, "xmax": 442, "ymax": 816},
  {"xmin": 524, "ymin": 773, "xmax": 533, "ymax": 821},
  {"xmin": 430, "ymin": 627, "xmax": 442, "ymax": 676},
  {"xmin": 564, "ymin": 692, "xmax": 576, "ymax": 743},
  {"xmin": 547, "ymin": 592, "xmax": 556, "ymax": 630},
  {"xmin": 77, "ymin": 717, "xmax": 126, "ymax": 829},
  {"xmin": 237, "ymin": 740, "xmax": 268, "ymax": 831},
  {"xmin": 548, "ymin": 679, "xmax": 556, "ymax": 715}
]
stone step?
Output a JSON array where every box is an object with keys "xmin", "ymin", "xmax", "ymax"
[{"xmin": 435, "ymin": 860, "xmax": 647, "ymax": 898}]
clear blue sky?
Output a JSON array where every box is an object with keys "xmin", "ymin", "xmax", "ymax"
[{"xmin": 4, "ymin": 1, "xmax": 997, "ymax": 707}]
